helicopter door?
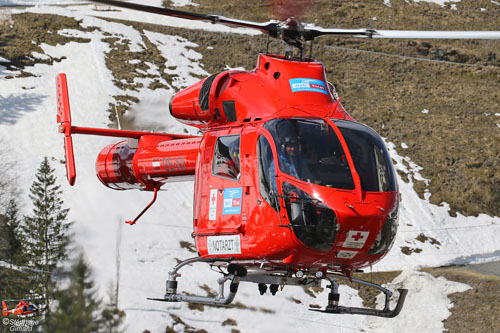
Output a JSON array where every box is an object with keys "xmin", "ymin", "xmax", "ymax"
[{"xmin": 209, "ymin": 133, "xmax": 243, "ymax": 235}]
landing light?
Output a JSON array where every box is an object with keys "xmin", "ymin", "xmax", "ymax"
[{"xmin": 295, "ymin": 270, "xmax": 305, "ymax": 278}]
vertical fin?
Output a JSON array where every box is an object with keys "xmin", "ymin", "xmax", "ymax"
[
  {"xmin": 56, "ymin": 73, "xmax": 76, "ymax": 186},
  {"xmin": 2, "ymin": 301, "xmax": 8, "ymax": 316}
]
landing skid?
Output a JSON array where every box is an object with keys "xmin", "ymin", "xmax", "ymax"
[
  {"xmin": 310, "ymin": 273, "xmax": 408, "ymax": 318},
  {"xmin": 147, "ymin": 257, "xmax": 246, "ymax": 306},
  {"xmin": 148, "ymin": 256, "xmax": 408, "ymax": 318}
]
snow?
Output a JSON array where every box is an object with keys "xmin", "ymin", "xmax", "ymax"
[
  {"xmin": 170, "ymin": 0, "xmax": 199, "ymax": 7},
  {"xmin": 2, "ymin": 1, "xmax": 261, "ymax": 36},
  {"xmin": 389, "ymin": 0, "xmax": 462, "ymax": 7},
  {"xmin": 410, "ymin": 0, "xmax": 461, "ymax": 7},
  {"xmin": 143, "ymin": 30, "xmax": 209, "ymax": 89},
  {"xmin": 1, "ymin": 2, "xmax": 499, "ymax": 332},
  {"xmin": 368, "ymin": 270, "xmax": 471, "ymax": 332}
]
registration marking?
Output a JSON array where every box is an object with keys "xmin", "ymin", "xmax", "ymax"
[{"xmin": 207, "ymin": 235, "xmax": 241, "ymax": 255}]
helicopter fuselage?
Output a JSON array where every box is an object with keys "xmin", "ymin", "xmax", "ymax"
[
  {"xmin": 54, "ymin": 0, "xmax": 500, "ymax": 316},
  {"xmin": 92, "ymin": 54, "xmax": 399, "ymax": 276}
]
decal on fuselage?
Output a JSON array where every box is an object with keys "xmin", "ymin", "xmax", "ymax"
[
  {"xmin": 161, "ymin": 156, "xmax": 187, "ymax": 173},
  {"xmin": 209, "ymin": 189, "xmax": 218, "ymax": 221},
  {"xmin": 207, "ymin": 235, "xmax": 242, "ymax": 255},
  {"xmin": 336, "ymin": 250, "xmax": 358, "ymax": 259},
  {"xmin": 223, "ymin": 188, "xmax": 242, "ymax": 215},
  {"xmin": 343, "ymin": 230, "xmax": 370, "ymax": 249},
  {"xmin": 289, "ymin": 78, "xmax": 328, "ymax": 95}
]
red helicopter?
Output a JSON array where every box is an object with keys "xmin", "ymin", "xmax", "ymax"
[
  {"xmin": 56, "ymin": 0, "xmax": 500, "ymax": 317},
  {"xmin": 2, "ymin": 300, "xmax": 38, "ymax": 317}
]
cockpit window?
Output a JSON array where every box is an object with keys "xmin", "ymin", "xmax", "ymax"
[
  {"xmin": 263, "ymin": 118, "xmax": 396, "ymax": 192},
  {"xmin": 212, "ymin": 135, "xmax": 240, "ymax": 180},
  {"xmin": 264, "ymin": 119, "xmax": 354, "ymax": 189},
  {"xmin": 333, "ymin": 119, "xmax": 396, "ymax": 192},
  {"xmin": 257, "ymin": 135, "xmax": 279, "ymax": 212}
]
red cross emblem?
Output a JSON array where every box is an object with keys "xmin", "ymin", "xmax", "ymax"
[{"xmin": 351, "ymin": 232, "xmax": 366, "ymax": 241}]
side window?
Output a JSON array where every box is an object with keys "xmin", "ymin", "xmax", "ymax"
[
  {"xmin": 257, "ymin": 135, "xmax": 279, "ymax": 212},
  {"xmin": 212, "ymin": 135, "xmax": 240, "ymax": 180}
]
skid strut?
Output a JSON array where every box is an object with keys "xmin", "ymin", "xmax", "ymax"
[
  {"xmin": 148, "ymin": 257, "xmax": 246, "ymax": 306},
  {"xmin": 311, "ymin": 273, "xmax": 408, "ymax": 318}
]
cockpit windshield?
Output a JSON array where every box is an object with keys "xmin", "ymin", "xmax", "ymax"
[
  {"xmin": 263, "ymin": 118, "xmax": 396, "ymax": 192},
  {"xmin": 264, "ymin": 118, "xmax": 354, "ymax": 189},
  {"xmin": 333, "ymin": 119, "xmax": 396, "ymax": 192}
]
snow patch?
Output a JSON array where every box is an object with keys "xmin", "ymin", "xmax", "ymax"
[
  {"xmin": 170, "ymin": 0, "xmax": 199, "ymax": 7},
  {"xmin": 411, "ymin": 0, "xmax": 461, "ymax": 7},
  {"xmin": 143, "ymin": 30, "xmax": 209, "ymax": 89},
  {"xmin": 367, "ymin": 270, "xmax": 471, "ymax": 332}
]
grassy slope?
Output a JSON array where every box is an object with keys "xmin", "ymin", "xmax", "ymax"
[
  {"xmin": 177, "ymin": 0, "xmax": 500, "ymax": 218},
  {"xmin": 423, "ymin": 266, "xmax": 500, "ymax": 332}
]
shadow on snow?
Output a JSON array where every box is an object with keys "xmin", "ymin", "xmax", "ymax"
[{"xmin": 0, "ymin": 92, "xmax": 45, "ymax": 125}]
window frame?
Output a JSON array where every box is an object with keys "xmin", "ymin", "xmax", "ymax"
[
  {"xmin": 211, "ymin": 134, "xmax": 241, "ymax": 181},
  {"xmin": 257, "ymin": 133, "xmax": 280, "ymax": 212}
]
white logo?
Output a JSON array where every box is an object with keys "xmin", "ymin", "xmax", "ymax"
[
  {"xmin": 209, "ymin": 189, "xmax": 218, "ymax": 221},
  {"xmin": 337, "ymin": 250, "xmax": 358, "ymax": 259},
  {"xmin": 343, "ymin": 231, "xmax": 370, "ymax": 249}
]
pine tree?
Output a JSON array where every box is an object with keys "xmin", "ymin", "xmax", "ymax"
[
  {"xmin": 45, "ymin": 253, "xmax": 102, "ymax": 333},
  {"xmin": 101, "ymin": 284, "xmax": 126, "ymax": 333},
  {"xmin": 21, "ymin": 157, "xmax": 71, "ymax": 313},
  {"xmin": 3, "ymin": 198, "xmax": 23, "ymax": 266}
]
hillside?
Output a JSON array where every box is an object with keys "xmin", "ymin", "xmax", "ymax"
[
  {"xmin": 0, "ymin": 1, "xmax": 499, "ymax": 332},
  {"xmin": 1, "ymin": 0, "xmax": 499, "ymax": 217},
  {"xmin": 173, "ymin": 0, "xmax": 500, "ymax": 218}
]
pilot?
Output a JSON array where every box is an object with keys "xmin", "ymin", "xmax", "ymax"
[
  {"xmin": 279, "ymin": 137, "xmax": 303, "ymax": 179},
  {"xmin": 269, "ymin": 135, "xmax": 310, "ymax": 195}
]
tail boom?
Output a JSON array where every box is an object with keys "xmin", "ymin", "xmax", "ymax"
[{"xmin": 56, "ymin": 73, "xmax": 200, "ymax": 189}]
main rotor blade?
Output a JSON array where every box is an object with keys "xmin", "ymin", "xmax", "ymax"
[
  {"xmin": 371, "ymin": 30, "xmax": 500, "ymax": 39},
  {"xmin": 90, "ymin": 1, "xmax": 500, "ymax": 42},
  {"xmin": 305, "ymin": 27, "xmax": 500, "ymax": 40},
  {"xmin": 90, "ymin": 0, "xmax": 279, "ymax": 36}
]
